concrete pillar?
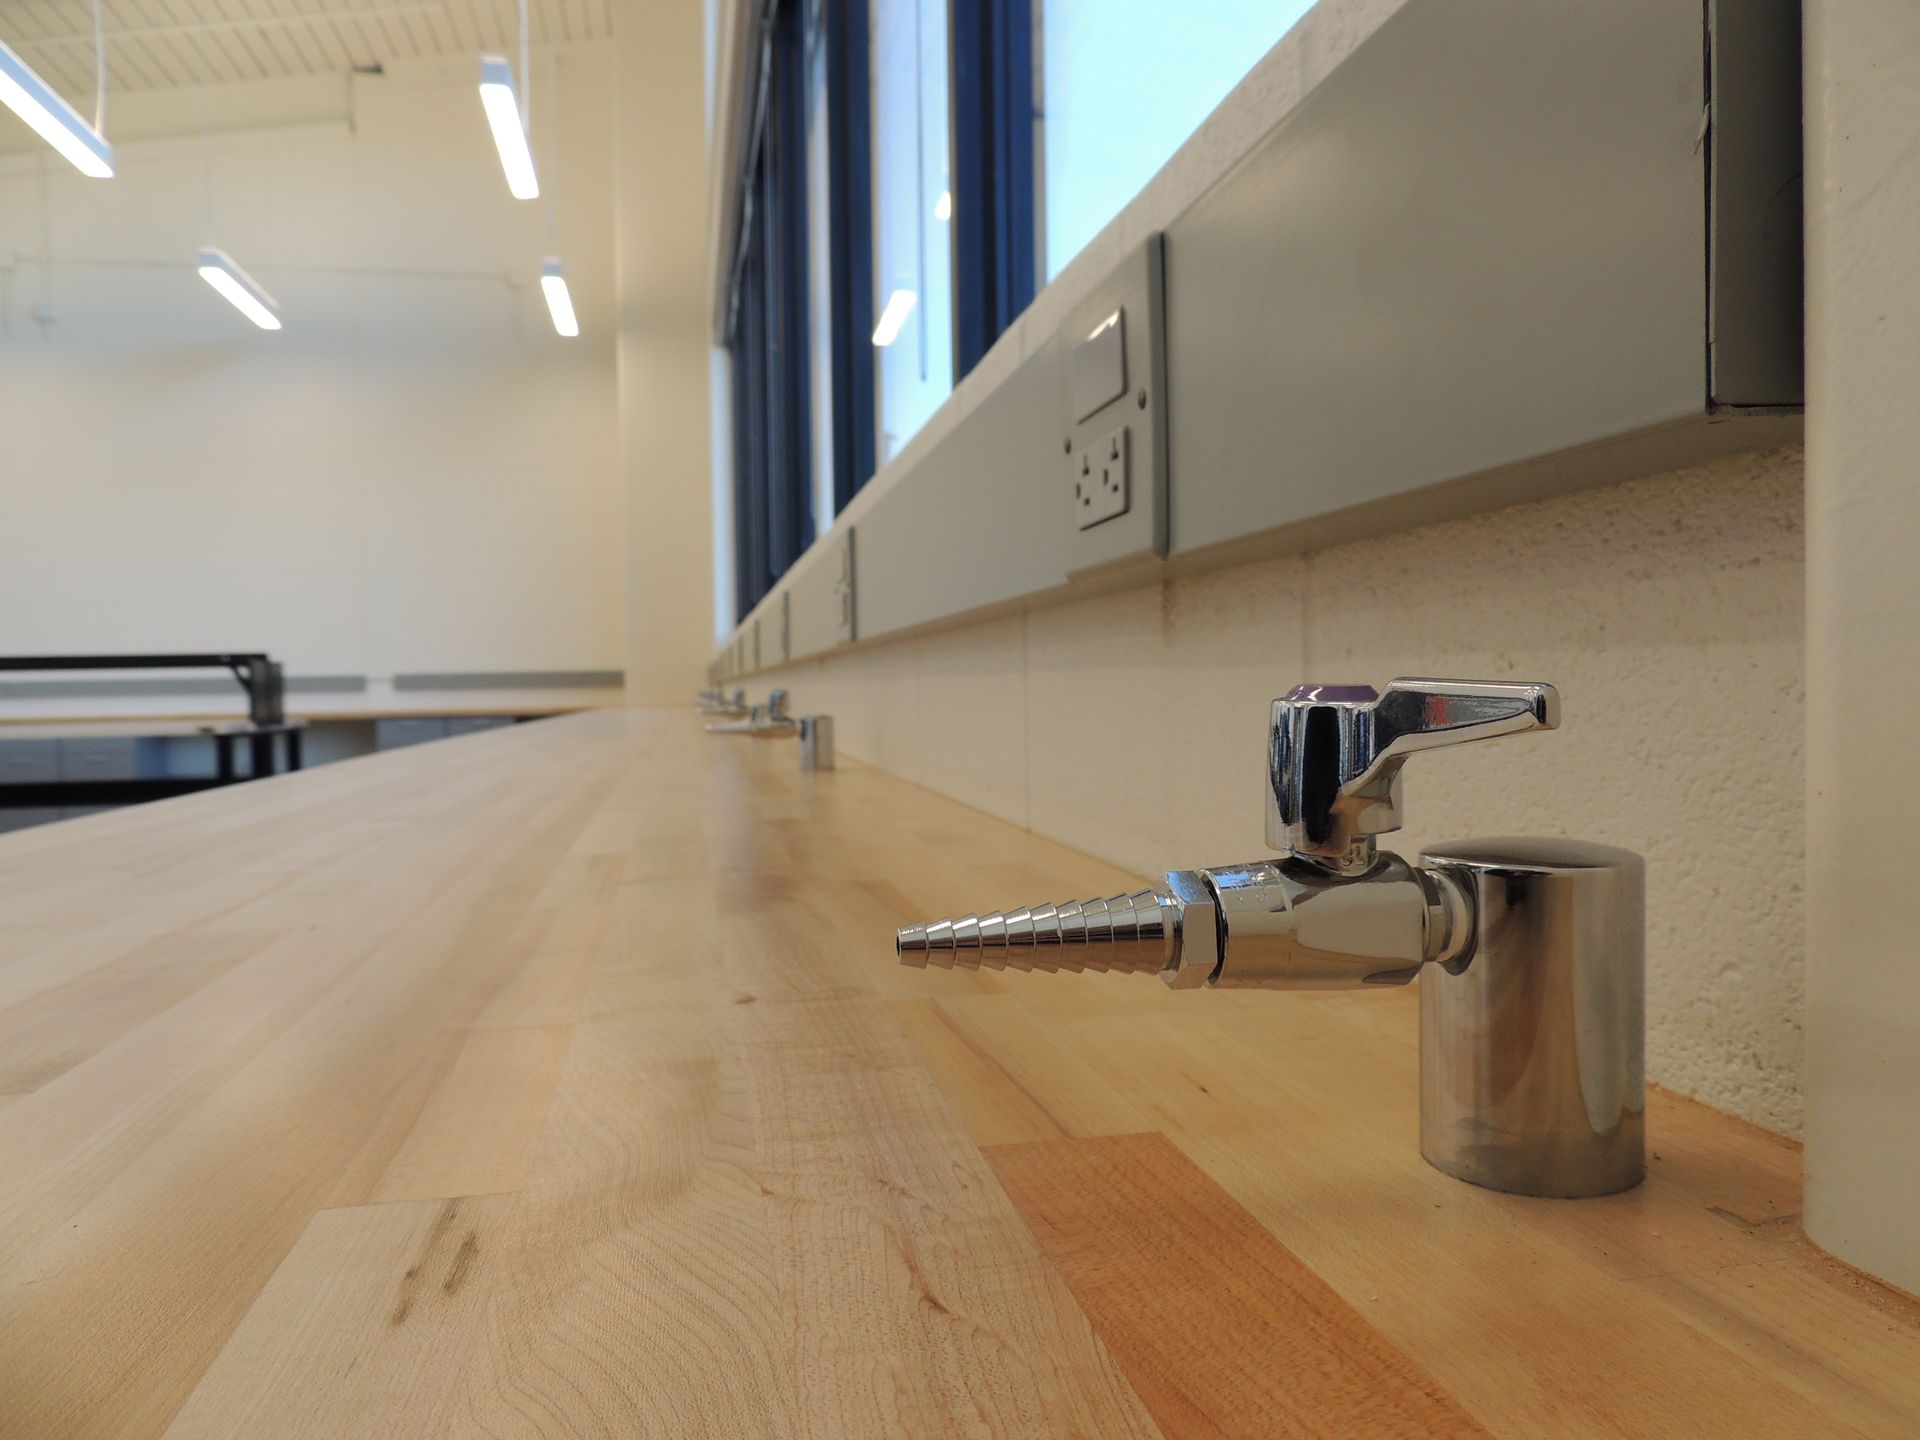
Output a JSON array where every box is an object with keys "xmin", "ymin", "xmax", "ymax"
[{"xmin": 612, "ymin": 0, "xmax": 718, "ymax": 705}]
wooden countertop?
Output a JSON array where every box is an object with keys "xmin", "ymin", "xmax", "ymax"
[{"xmin": 2, "ymin": 710, "xmax": 1913, "ymax": 1439}]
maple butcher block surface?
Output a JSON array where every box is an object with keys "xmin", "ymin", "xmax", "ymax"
[{"xmin": 1, "ymin": 709, "xmax": 1914, "ymax": 1439}]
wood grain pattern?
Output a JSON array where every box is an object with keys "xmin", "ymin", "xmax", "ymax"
[
  {"xmin": 360, "ymin": 1024, "xmax": 575, "ymax": 1205},
  {"xmin": 909, "ymin": 988, "xmax": 1918, "ymax": 1439},
  {"xmin": 988, "ymin": 1131, "xmax": 1488, "ymax": 1439},
  {"xmin": 0, "ymin": 710, "xmax": 1914, "ymax": 1438},
  {"xmin": 162, "ymin": 1194, "xmax": 514, "ymax": 1439},
  {"xmin": 0, "ymin": 717, "xmax": 1155, "ymax": 1439}
]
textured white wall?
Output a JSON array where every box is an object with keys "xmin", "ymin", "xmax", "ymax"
[
  {"xmin": 1803, "ymin": 0, "xmax": 1920, "ymax": 1293},
  {"xmin": 762, "ymin": 447, "xmax": 1806, "ymax": 1134}
]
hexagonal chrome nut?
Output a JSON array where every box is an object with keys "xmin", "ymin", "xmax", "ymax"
[{"xmin": 1159, "ymin": 869, "xmax": 1220, "ymax": 989}]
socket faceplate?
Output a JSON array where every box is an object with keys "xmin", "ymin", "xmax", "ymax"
[
  {"xmin": 1075, "ymin": 424, "xmax": 1131, "ymax": 529},
  {"xmin": 1060, "ymin": 234, "xmax": 1167, "ymax": 575}
]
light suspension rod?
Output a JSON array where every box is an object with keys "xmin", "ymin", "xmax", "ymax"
[
  {"xmin": 478, "ymin": 53, "xmax": 537, "ymax": 200},
  {"xmin": 197, "ymin": 247, "xmax": 281, "ymax": 330},
  {"xmin": 0, "ymin": 40, "xmax": 113, "ymax": 178}
]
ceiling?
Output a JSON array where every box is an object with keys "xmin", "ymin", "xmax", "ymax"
[{"xmin": 0, "ymin": 0, "xmax": 612, "ymax": 103}]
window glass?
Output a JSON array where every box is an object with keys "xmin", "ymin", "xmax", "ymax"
[
  {"xmin": 1039, "ymin": 0, "xmax": 1316, "ymax": 279},
  {"xmin": 869, "ymin": 0, "xmax": 953, "ymax": 466},
  {"xmin": 805, "ymin": 0, "xmax": 835, "ymax": 537}
]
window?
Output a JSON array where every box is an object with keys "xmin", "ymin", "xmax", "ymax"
[
  {"xmin": 869, "ymin": 0, "xmax": 954, "ymax": 466},
  {"xmin": 720, "ymin": 0, "xmax": 1299, "ymax": 626},
  {"xmin": 1037, "ymin": 0, "xmax": 1316, "ymax": 278},
  {"xmin": 825, "ymin": 0, "xmax": 878, "ymax": 515},
  {"xmin": 728, "ymin": 0, "xmax": 817, "ymax": 618},
  {"xmin": 951, "ymin": 0, "xmax": 1037, "ymax": 377}
]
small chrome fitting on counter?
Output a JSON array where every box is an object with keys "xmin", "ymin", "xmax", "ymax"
[
  {"xmin": 797, "ymin": 715, "xmax": 835, "ymax": 770},
  {"xmin": 705, "ymin": 689, "xmax": 796, "ymax": 736},
  {"xmin": 695, "ymin": 686, "xmax": 749, "ymax": 716},
  {"xmin": 896, "ymin": 677, "xmax": 1645, "ymax": 1199}
]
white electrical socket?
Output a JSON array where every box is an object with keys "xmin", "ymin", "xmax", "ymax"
[{"xmin": 1074, "ymin": 423, "xmax": 1130, "ymax": 530}]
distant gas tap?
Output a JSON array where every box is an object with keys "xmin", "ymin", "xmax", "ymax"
[
  {"xmin": 705, "ymin": 688, "xmax": 796, "ymax": 735},
  {"xmin": 695, "ymin": 686, "xmax": 750, "ymax": 716}
]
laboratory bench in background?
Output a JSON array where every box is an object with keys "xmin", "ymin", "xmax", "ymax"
[{"xmin": 0, "ymin": 713, "xmax": 525, "ymax": 832}]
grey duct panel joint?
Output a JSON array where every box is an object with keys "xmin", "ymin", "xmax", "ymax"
[{"xmin": 766, "ymin": 529, "xmax": 857, "ymax": 665}]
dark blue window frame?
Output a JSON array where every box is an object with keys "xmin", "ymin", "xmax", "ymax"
[
  {"xmin": 730, "ymin": 241, "xmax": 766, "ymax": 621},
  {"xmin": 950, "ymin": 0, "xmax": 1037, "ymax": 378},
  {"xmin": 729, "ymin": 0, "xmax": 820, "ymax": 617},
  {"xmin": 727, "ymin": 0, "xmax": 1040, "ymax": 618},
  {"xmin": 728, "ymin": 0, "xmax": 881, "ymax": 616},
  {"xmin": 826, "ymin": 0, "xmax": 878, "ymax": 513},
  {"xmin": 764, "ymin": 3, "xmax": 813, "ymax": 584}
]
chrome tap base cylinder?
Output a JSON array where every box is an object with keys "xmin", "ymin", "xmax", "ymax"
[
  {"xmin": 798, "ymin": 716, "xmax": 834, "ymax": 770},
  {"xmin": 1417, "ymin": 838, "xmax": 1645, "ymax": 1199}
]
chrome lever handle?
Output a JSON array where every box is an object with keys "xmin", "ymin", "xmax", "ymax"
[{"xmin": 1268, "ymin": 677, "xmax": 1558, "ymax": 867}]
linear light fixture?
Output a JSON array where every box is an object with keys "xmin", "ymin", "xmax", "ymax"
[
  {"xmin": 872, "ymin": 288, "xmax": 916, "ymax": 348},
  {"xmin": 0, "ymin": 41, "xmax": 112, "ymax": 179},
  {"xmin": 540, "ymin": 257, "xmax": 578, "ymax": 338},
  {"xmin": 197, "ymin": 247, "xmax": 281, "ymax": 331},
  {"xmin": 478, "ymin": 54, "xmax": 538, "ymax": 200}
]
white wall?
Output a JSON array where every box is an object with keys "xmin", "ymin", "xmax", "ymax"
[
  {"xmin": 1803, "ymin": 0, "xmax": 1920, "ymax": 1295},
  {"xmin": 759, "ymin": 446, "xmax": 1808, "ymax": 1136},
  {"xmin": 0, "ymin": 50, "xmax": 622, "ymax": 702}
]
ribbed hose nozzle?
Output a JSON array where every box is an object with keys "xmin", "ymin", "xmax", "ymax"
[{"xmin": 896, "ymin": 889, "xmax": 1179, "ymax": 977}]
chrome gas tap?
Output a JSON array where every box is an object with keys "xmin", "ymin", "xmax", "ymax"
[
  {"xmin": 695, "ymin": 686, "xmax": 750, "ymax": 716},
  {"xmin": 896, "ymin": 679, "xmax": 1645, "ymax": 1198},
  {"xmin": 705, "ymin": 688, "xmax": 796, "ymax": 735}
]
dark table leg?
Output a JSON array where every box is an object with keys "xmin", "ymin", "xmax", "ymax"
[
  {"xmin": 216, "ymin": 735, "xmax": 235, "ymax": 782},
  {"xmin": 287, "ymin": 729, "xmax": 304, "ymax": 772},
  {"xmin": 250, "ymin": 732, "xmax": 272, "ymax": 779}
]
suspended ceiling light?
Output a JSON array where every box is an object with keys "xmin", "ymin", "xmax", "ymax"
[
  {"xmin": 478, "ymin": 54, "xmax": 538, "ymax": 200},
  {"xmin": 540, "ymin": 258, "xmax": 578, "ymax": 338},
  {"xmin": 531, "ymin": 49, "xmax": 574, "ymax": 339},
  {"xmin": 0, "ymin": 41, "xmax": 112, "ymax": 179},
  {"xmin": 934, "ymin": 190, "xmax": 952, "ymax": 221},
  {"xmin": 872, "ymin": 289, "xmax": 916, "ymax": 348},
  {"xmin": 197, "ymin": 247, "xmax": 281, "ymax": 331}
]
